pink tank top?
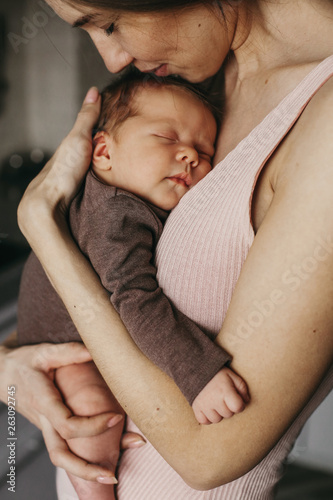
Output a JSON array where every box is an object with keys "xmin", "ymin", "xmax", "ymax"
[{"xmin": 117, "ymin": 56, "xmax": 333, "ymax": 499}]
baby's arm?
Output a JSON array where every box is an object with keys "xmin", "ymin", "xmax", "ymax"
[
  {"xmin": 55, "ymin": 362, "xmax": 124, "ymax": 500},
  {"xmin": 71, "ymin": 191, "xmax": 249, "ymax": 421}
]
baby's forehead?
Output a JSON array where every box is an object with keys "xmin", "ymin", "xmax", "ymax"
[
  {"xmin": 134, "ymin": 83, "xmax": 197, "ymax": 105},
  {"xmin": 133, "ymin": 84, "xmax": 211, "ymax": 121},
  {"xmin": 129, "ymin": 85, "xmax": 216, "ymax": 148}
]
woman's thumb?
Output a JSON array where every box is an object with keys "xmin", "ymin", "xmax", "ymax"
[
  {"xmin": 84, "ymin": 87, "xmax": 100, "ymax": 104},
  {"xmin": 73, "ymin": 86, "xmax": 101, "ymax": 135}
]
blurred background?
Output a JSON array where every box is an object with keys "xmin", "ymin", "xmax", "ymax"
[{"xmin": 0, "ymin": 1, "xmax": 332, "ymax": 499}]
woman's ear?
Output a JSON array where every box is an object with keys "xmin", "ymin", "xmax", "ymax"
[{"xmin": 92, "ymin": 131, "xmax": 112, "ymax": 171}]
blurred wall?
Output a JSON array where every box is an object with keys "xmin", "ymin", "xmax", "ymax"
[
  {"xmin": 0, "ymin": 0, "xmax": 111, "ymax": 162},
  {"xmin": 0, "ymin": 0, "xmax": 110, "ymax": 248}
]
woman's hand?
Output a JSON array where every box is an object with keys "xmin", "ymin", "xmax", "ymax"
[
  {"xmin": 18, "ymin": 87, "xmax": 101, "ymax": 240},
  {"xmin": 1, "ymin": 338, "xmax": 145, "ymax": 482}
]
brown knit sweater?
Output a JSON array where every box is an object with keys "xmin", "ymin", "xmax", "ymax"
[{"xmin": 17, "ymin": 171, "xmax": 230, "ymax": 404}]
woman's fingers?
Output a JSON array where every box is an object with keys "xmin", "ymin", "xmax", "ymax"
[
  {"xmin": 32, "ymin": 342, "xmax": 92, "ymax": 372},
  {"xmin": 120, "ymin": 432, "xmax": 146, "ymax": 450},
  {"xmin": 72, "ymin": 87, "xmax": 101, "ymax": 136},
  {"xmin": 41, "ymin": 416, "xmax": 117, "ymax": 483},
  {"xmin": 28, "ymin": 344, "xmax": 122, "ymax": 440},
  {"xmin": 18, "ymin": 87, "xmax": 101, "ymax": 235},
  {"xmin": 5, "ymin": 342, "xmax": 117, "ymax": 439},
  {"xmin": 42, "ymin": 399, "xmax": 121, "ymax": 440}
]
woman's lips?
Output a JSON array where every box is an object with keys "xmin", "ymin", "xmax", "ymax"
[
  {"xmin": 153, "ymin": 64, "xmax": 169, "ymax": 77},
  {"xmin": 140, "ymin": 64, "xmax": 169, "ymax": 77}
]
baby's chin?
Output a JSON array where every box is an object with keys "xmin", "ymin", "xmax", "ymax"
[{"xmin": 154, "ymin": 193, "xmax": 187, "ymax": 211}]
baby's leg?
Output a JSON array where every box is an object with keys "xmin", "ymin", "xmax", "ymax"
[{"xmin": 55, "ymin": 361, "xmax": 125, "ymax": 500}]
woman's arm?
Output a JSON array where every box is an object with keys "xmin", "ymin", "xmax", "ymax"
[{"xmin": 18, "ymin": 86, "xmax": 333, "ymax": 490}]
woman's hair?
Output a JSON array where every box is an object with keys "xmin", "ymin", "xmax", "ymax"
[
  {"xmin": 63, "ymin": 0, "xmax": 218, "ymax": 13},
  {"xmin": 96, "ymin": 68, "xmax": 220, "ymax": 137}
]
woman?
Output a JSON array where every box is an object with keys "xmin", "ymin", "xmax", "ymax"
[{"xmin": 2, "ymin": 0, "xmax": 333, "ymax": 498}]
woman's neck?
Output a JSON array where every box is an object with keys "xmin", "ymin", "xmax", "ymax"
[
  {"xmin": 213, "ymin": 0, "xmax": 333, "ymax": 163},
  {"xmin": 230, "ymin": 0, "xmax": 333, "ymax": 81}
]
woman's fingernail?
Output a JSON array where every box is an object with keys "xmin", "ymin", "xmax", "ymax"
[
  {"xmin": 97, "ymin": 476, "xmax": 118, "ymax": 485},
  {"xmin": 107, "ymin": 415, "xmax": 123, "ymax": 427},
  {"xmin": 84, "ymin": 87, "xmax": 99, "ymax": 103},
  {"xmin": 127, "ymin": 438, "xmax": 146, "ymax": 448}
]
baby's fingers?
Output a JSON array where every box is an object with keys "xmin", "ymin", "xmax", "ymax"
[
  {"xmin": 41, "ymin": 416, "xmax": 117, "ymax": 483},
  {"xmin": 192, "ymin": 408, "xmax": 212, "ymax": 425},
  {"xmin": 228, "ymin": 370, "xmax": 250, "ymax": 403},
  {"xmin": 224, "ymin": 390, "xmax": 246, "ymax": 415}
]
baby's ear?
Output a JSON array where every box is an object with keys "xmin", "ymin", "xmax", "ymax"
[{"xmin": 92, "ymin": 131, "xmax": 112, "ymax": 171}]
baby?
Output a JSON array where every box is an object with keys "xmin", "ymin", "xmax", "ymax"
[{"xmin": 17, "ymin": 71, "xmax": 249, "ymax": 500}]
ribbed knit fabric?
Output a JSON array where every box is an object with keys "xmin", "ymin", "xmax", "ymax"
[
  {"xmin": 56, "ymin": 56, "xmax": 333, "ymax": 499},
  {"xmin": 116, "ymin": 56, "xmax": 333, "ymax": 500}
]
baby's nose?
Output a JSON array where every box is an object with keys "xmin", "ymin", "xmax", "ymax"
[{"xmin": 176, "ymin": 147, "xmax": 199, "ymax": 167}]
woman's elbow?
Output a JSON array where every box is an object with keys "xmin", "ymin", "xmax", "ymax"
[{"xmin": 177, "ymin": 460, "xmax": 232, "ymax": 491}]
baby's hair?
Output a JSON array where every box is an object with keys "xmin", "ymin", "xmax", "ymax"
[{"xmin": 95, "ymin": 68, "xmax": 220, "ymax": 138}]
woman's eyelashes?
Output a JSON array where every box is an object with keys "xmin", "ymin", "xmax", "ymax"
[{"xmin": 105, "ymin": 23, "xmax": 115, "ymax": 36}]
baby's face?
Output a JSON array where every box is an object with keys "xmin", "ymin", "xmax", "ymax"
[{"xmin": 95, "ymin": 85, "xmax": 216, "ymax": 210}]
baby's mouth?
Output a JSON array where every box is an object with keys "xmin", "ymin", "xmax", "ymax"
[{"xmin": 167, "ymin": 172, "xmax": 192, "ymax": 187}]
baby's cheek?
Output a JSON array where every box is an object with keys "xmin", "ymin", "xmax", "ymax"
[{"xmin": 198, "ymin": 164, "xmax": 212, "ymax": 183}]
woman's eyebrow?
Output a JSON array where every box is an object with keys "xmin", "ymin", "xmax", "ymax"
[{"xmin": 72, "ymin": 14, "xmax": 96, "ymax": 29}]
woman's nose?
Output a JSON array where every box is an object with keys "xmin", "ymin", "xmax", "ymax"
[
  {"xmin": 103, "ymin": 48, "xmax": 134, "ymax": 74},
  {"xmin": 176, "ymin": 147, "xmax": 199, "ymax": 168},
  {"xmin": 90, "ymin": 34, "xmax": 134, "ymax": 74}
]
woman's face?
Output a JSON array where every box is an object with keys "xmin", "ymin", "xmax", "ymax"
[{"xmin": 46, "ymin": 1, "xmax": 235, "ymax": 82}]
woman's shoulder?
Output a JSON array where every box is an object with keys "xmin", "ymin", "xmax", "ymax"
[
  {"xmin": 295, "ymin": 71, "xmax": 333, "ymax": 143},
  {"xmin": 275, "ymin": 73, "xmax": 333, "ymax": 191}
]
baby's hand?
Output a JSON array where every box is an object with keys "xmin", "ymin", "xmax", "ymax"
[{"xmin": 192, "ymin": 367, "xmax": 250, "ymax": 425}]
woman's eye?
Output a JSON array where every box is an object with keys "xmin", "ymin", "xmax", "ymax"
[{"xmin": 105, "ymin": 23, "xmax": 115, "ymax": 36}]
